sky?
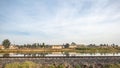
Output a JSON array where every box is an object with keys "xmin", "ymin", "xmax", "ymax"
[{"xmin": 0, "ymin": 0, "xmax": 120, "ymax": 45}]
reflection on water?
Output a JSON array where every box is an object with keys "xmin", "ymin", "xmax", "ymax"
[
  {"xmin": 3, "ymin": 53, "xmax": 10, "ymax": 57},
  {"xmin": 1, "ymin": 52, "xmax": 120, "ymax": 57}
]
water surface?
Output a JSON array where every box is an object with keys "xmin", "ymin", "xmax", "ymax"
[{"xmin": 0, "ymin": 52, "xmax": 120, "ymax": 57}]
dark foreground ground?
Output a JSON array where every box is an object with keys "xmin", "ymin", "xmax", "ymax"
[{"xmin": 0, "ymin": 56, "xmax": 120, "ymax": 68}]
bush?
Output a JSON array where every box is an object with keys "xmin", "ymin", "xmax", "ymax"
[
  {"xmin": 49, "ymin": 65, "xmax": 55, "ymax": 68},
  {"xmin": 5, "ymin": 61, "xmax": 37, "ymax": 68},
  {"xmin": 58, "ymin": 64, "xmax": 64, "ymax": 68},
  {"xmin": 5, "ymin": 62, "xmax": 20, "ymax": 68},
  {"xmin": 75, "ymin": 64, "xmax": 81, "ymax": 68}
]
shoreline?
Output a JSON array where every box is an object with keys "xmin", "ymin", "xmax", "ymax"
[{"xmin": 0, "ymin": 48, "xmax": 120, "ymax": 53}]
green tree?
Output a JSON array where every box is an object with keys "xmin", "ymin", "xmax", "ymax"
[
  {"xmin": 64, "ymin": 43, "xmax": 69, "ymax": 48},
  {"xmin": 42, "ymin": 43, "xmax": 45, "ymax": 48},
  {"xmin": 71, "ymin": 42, "xmax": 76, "ymax": 45},
  {"xmin": 2, "ymin": 39, "xmax": 11, "ymax": 48}
]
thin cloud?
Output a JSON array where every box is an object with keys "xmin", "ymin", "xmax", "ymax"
[{"xmin": 0, "ymin": 0, "xmax": 120, "ymax": 45}]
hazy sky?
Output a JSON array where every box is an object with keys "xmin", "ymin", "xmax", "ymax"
[{"xmin": 0, "ymin": 0, "xmax": 120, "ymax": 45}]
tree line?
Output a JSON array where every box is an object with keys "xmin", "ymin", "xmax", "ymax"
[{"xmin": 1, "ymin": 39, "xmax": 119, "ymax": 49}]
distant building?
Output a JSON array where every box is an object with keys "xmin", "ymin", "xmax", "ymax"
[
  {"xmin": 52, "ymin": 45, "xmax": 63, "ymax": 49},
  {"xmin": 52, "ymin": 52, "xmax": 62, "ymax": 54},
  {"xmin": 69, "ymin": 52, "xmax": 77, "ymax": 56},
  {"xmin": 9, "ymin": 45, "xmax": 18, "ymax": 49},
  {"xmin": 0, "ymin": 45, "xmax": 5, "ymax": 50},
  {"xmin": 69, "ymin": 45, "xmax": 77, "ymax": 49}
]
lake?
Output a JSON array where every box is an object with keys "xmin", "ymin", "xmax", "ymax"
[{"xmin": 0, "ymin": 52, "xmax": 120, "ymax": 57}]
